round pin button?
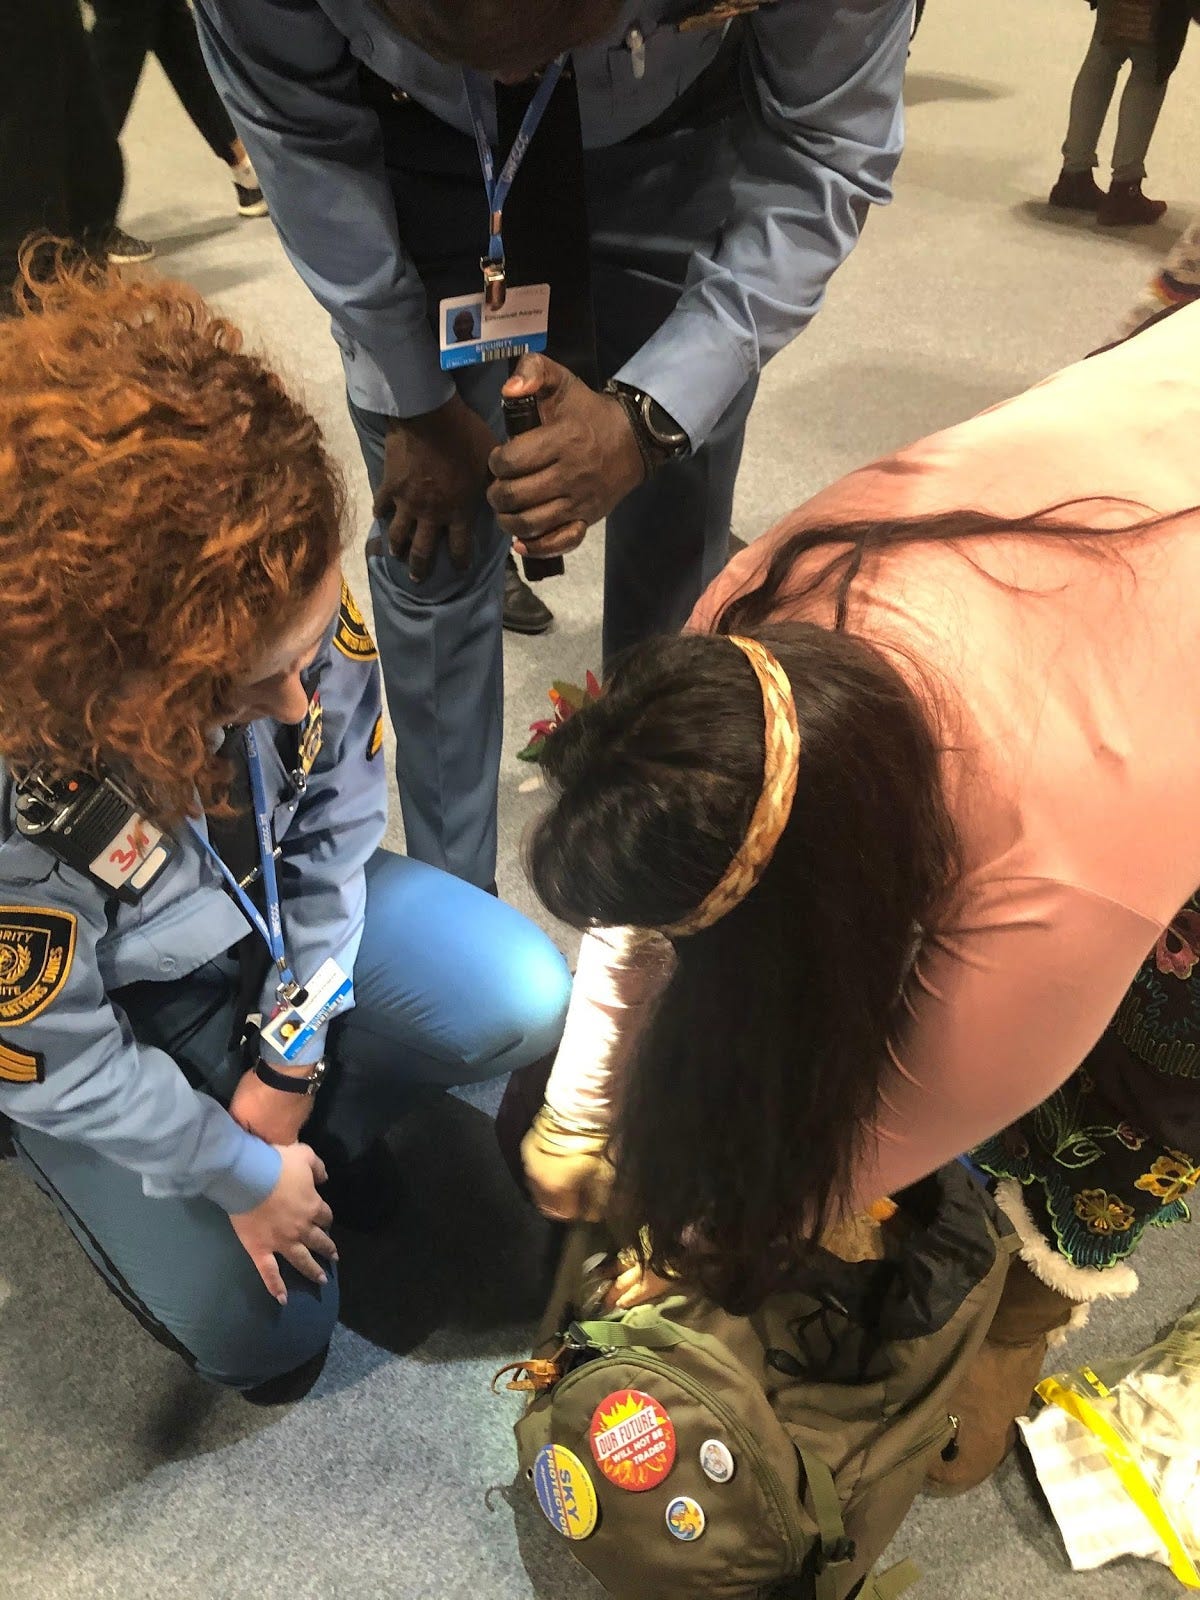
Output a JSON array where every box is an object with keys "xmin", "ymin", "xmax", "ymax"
[
  {"xmin": 665, "ymin": 1495, "xmax": 706, "ymax": 1542},
  {"xmin": 699, "ymin": 1439, "xmax": 736, "ymax": 1484},
  {"xmin": 588, "ymin": 1388, "xmax": 677, "ymax": 1492},
  {"xmin": 532, "ymin": 1444, "xmax": 599, "ymax": 1541}
]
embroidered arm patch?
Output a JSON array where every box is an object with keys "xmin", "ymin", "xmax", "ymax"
[
  {"xmin": 0, "ymin": 1036, "xmax": 45, "ymax": 1084},
  {"xmin": 334, "ymin": 582, "xmax": 378, "ymax": 662},
  {"xmin": 0, "ymin": 908, "xmax": 77, "ymax": 1027}
]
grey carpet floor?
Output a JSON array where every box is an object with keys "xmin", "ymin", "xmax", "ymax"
[{"xmin": 2, "ymin": 2, "xmax": 1199, "ymax": 1596}]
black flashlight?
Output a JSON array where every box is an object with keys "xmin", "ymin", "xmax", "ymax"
[{"xmin": 502, "ymin": 393, "xmax": 565, "ymax": 582}]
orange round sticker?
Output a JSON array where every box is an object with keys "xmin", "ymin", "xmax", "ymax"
[{"xmin": 588, "ymin": 1388, "xmax": 677, "ymax": 1492}]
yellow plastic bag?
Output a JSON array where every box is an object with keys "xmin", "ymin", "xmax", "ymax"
[{"xmin": 1035, "ymin": 1306, "xmax": 1200, "ymax": 1588}]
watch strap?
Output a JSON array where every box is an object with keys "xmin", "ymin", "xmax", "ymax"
[
  {"xmin": 254, "ymin": 1058, "xmax": 326, "ymax": 1096},
  {"xmin": 605, "ymin": 380, "xmax": 660, "ymax": 479}
]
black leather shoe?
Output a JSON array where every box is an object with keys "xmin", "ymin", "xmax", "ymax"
[
  {"xmin": 503, "ymin": 554, "xmax": 554, "ymax": 635},
  {"xmin": 321, "ymin": 1138, "xmax": 405, "ymax": 1234},
  {"xmin": 242, "ymin": 1342, "xmax": 330, "ymax": 1407}
]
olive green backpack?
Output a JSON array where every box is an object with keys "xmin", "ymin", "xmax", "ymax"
[{"xmin": 501, "ymin": 1164, "xmax": 1015, "ymax": 1600}]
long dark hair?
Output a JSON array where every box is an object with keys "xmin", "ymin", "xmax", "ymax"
[{"xmin": 528, "ymin": 503, "xmax": 1163, "ymax": 1311}]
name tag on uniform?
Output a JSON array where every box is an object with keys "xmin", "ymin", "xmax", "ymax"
[
  {"xmin": 439, "ymin": 284, "xmax": 550, "ymax": 370},
  {"xmin": 260, "ymin": 957, "xmax": 353, "ymax": 1061}
]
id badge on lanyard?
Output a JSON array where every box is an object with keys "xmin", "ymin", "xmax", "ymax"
[
  {"xmin": 189, "ymin": 726, "xmax": 352, "ymax": 1061},
  {"xmin": 437, "ymin": 60, "xmax": 565, "ymax": 371}
]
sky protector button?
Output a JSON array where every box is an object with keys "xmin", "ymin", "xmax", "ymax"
[{"xmin": 532, "ymin": 1444, "xmax": 599, "ymax": 1540}]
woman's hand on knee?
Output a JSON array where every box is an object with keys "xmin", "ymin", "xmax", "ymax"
[{"xmin": 229, "ymin": 1143, "xmax": 337, "ymax": 1304}]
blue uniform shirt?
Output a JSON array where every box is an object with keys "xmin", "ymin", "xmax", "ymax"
[
  {"xmin": 0, "ymin": 587, "xmax": 386, "ymax": 1215},
  {"xmin": 194, "ymin": 0, "xmax": 910, "ymax": 447}
]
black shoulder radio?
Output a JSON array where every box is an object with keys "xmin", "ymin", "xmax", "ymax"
[{"xmin": 14, "ymin": 767, "xmax": 174, "ymax": 902}]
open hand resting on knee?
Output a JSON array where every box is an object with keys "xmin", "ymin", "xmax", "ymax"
[{"xmin": 230, "ymin": 1143, "xmax": 337, "ymax": 1303}]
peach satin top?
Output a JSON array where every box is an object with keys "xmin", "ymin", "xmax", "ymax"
[{"xmin": 546, "ymin": 305, "xmax": 1200, "ymax": 1205}]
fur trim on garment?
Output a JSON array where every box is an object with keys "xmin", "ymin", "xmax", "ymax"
[{"xmin": 993, "ymin": 1180, "xmax": 1139, "ymax": 1343}]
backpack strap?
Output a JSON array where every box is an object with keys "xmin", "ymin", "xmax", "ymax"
[
  {"xmin": 571, "ymin": 1317, "xmax": 685, "ymax": 1351},
  {"xmin": 860, "ymin": 1558, "xmax": 921, "ymax": 1600},
  {"xmin": 797, "ymin": 1448, "xmax": 857, "ymax": 1600}
]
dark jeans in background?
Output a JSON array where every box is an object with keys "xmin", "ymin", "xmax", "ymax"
[
  {"xmin": 89, "ymin": 0, "xmax": 238, "ymax": 162},
  {"xmin": 0, "ymin": 0, "xmax": 124, "ymax": 307}
]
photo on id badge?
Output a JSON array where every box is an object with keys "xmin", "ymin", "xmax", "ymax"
[{"xmin": 439, "ymin": 285, "xmax": 550, "ymax": 370}]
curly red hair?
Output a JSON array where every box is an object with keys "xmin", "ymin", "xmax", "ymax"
[{"xmin": 0, "ymin": 258, "xmax": 345, "ymax": 823}]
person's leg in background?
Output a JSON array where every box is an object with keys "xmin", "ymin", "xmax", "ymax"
[
  {"xmin": 88, "ymin": 0, "xmax": 267, "ymax": 220},
  {"xmin": 146, "ymin": 0, "xmax": 269, "ymax": 215},
  {"xmin": 1097, "ymin": 35, "xmax": 1171, "ymax": 224},
  {"xmin": 310, "ymin": 848, "xmax": 571, "ymax": 1164},
  {"xmin": 0, "ymin": 0, "xmax": 75, "ymax": 306},
  {"xmin": 0, "ymin": 0, "xmax": 131, "ymax": 304},
  {"xmin": 61, "ymin": 0, "xmax": 139, "ymax": 262},
  {"xmin": 588, "ymin": 117, "xmax": 759, "ymax": 665},
  {"xmin": 8, "ymin": 958, "xmax": 338, "ymax": 1399},
  {"xmin": 1049, "ymin": 2, "xmax": 1125, "ymax": 212},
  {"xmin": 87, "ymin": 0, "xmax": 157, "ymax": 138}
]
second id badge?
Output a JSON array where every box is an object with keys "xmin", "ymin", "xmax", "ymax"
[
  {"xmin": 260, "ymin": 957, "xmax": 353, "ymax": 1061},
  {"xmin": 439, "ymin": 283, "xmax": 550, "ymax": 370}
]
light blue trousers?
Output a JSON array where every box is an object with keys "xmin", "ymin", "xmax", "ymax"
[{"xmin": 13, "ymin": 850, "xmax": 569, "ymax": 1388}]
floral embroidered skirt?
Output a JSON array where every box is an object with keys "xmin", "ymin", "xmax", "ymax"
[{"xmin": 973, "ymin": 893, "xmax": 1200, "ymax": 1271}]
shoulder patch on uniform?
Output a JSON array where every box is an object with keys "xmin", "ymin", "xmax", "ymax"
[
  {"xmin": 0, "ymin": 1036, "xmax": 44, "ymax": 1084},
  {"xmin": 0, "ymin": 908, "xmax": 77, "ymax": 1027},
  {"xmin": 334, "ymin": 582, "xmax": 378, "ymax": 662},
  {"xmin": 367, "ymin": 713, "xmax": 384, "ymax": 762},
  {"xmin": 299, "ymin": 691, "xmax": 324, "ymax": 775}
]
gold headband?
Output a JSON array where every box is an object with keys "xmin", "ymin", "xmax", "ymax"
[{"xmin": 659, "ymin": 636, "xmax": 801, "ymax": 939}]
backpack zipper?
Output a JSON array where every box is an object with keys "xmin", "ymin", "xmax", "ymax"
[{"xmin": 856, "ymin": 1410, "xmax": 958, "ymax": 1483}]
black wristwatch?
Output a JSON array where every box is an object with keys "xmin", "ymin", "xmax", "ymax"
[
  {"xmin": 254, "ymin": 1058, "xmax": 327, "ymax": 1097},
  {"xmin": 604, "ymin": 380, "xmax": 691, "ymax": 476}
]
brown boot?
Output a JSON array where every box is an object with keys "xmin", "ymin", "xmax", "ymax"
[
  {"xmin": 1098, "ymin": 179, "xmax": 1167, "ymax": 227},
  {"xmin": 924, "ymin": 1257, "xmax": 1075, "ymax": 1496},
  {"xmin": 1048, "ymin": 167, "xmax": 1105, "ymax": 211}
]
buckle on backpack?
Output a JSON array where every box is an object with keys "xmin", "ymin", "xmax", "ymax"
[
  {"xmin": 814, "ymin": 1536, "xmax": 857, "ymax": 1572},
  {"xmin": 490, "ymin": 1343, "xmax": 569, "ymax": 1395}
]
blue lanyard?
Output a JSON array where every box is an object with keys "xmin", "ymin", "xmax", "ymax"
[
  {"xmin": 189, "ymin": 726, "xmax": 298, "ymax": 999},
  {"xmin": 462, "ymin": 58, "xmax": 566, "ymax": 276}
]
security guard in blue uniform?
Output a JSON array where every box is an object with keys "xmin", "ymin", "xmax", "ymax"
[
  {"xmin": 193, "ymin": 0, "xmax": 912, "ymax": 893},
  {"xmin": 0, "ymin": 273, "xmax": 570, "ymax": 1400}
]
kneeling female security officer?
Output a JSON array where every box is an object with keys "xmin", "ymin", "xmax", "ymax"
[{"xmin": 0, "ymin": 265, "xmax": 569, "ymax": 1400}]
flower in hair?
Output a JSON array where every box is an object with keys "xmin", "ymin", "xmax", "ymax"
[{"xmin": 517, "ymin": 671, "xmax": 601, "ymax": 763}]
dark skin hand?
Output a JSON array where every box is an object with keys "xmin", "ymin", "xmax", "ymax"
[
  {"xmin": 375, "ymin": 391, "xmax": 497, "ymax": 583},
  {"xmin": 488, "ymin": 353, "xmax": 645, "ymax": 559}
]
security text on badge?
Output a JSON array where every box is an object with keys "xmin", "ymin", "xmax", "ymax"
[
  {"xmin": 439, "ymin": 284, "xmax": 550, "ymax": 370},
  {"xmin": 260, "ymin": 957, "xmax": 353, "ymax": 1061}
]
